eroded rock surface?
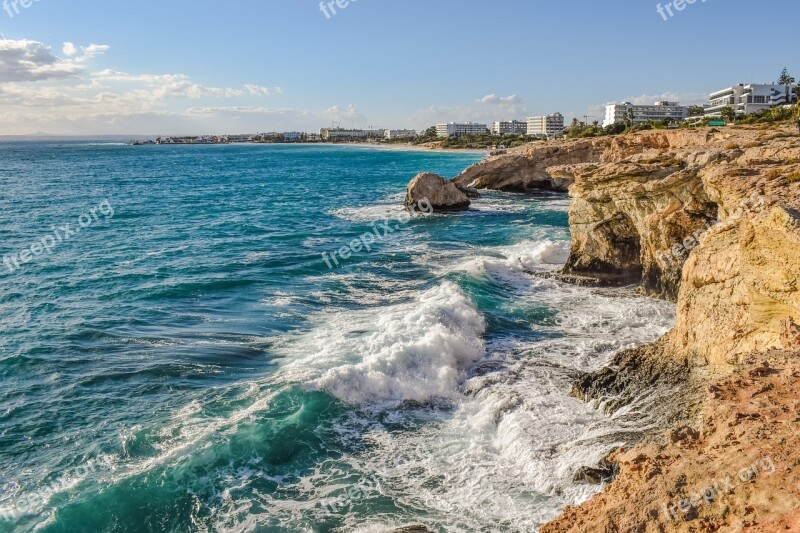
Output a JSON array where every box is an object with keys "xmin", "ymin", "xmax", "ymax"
[
  {"xmin": 414, "ymin": 126, "xmax": 800, "ymax": 532},
  {"xmin": 544, "ymin": 352, "xmax": 800, "ymax": 533},
  {"xmin": 540, "ymin": 125, "xmax": 800, "ymax": 532},
  {"xmin": 450, "ymin": 126, "xmax": 800, "ymax": 532},
  {"xmin": 404, "ymin": 172, "xmax": 470, "ymax": 211}
]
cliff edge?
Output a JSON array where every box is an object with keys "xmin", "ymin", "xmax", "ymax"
[{"xmin": 452, "ymin": 124, "xmax": 800, "ymax": 531}]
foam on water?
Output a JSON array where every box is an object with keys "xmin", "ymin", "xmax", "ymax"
[
  {"xmin": 440, "ymin": 239, "xmax": 571, "ymax": 278},
  {"xmin": 306, "ymin": 239, "xmax": 676, "ymax": 530},
  {"xmin": 279, "ymin": 282, "xmax": 486, "ymax": 404},
  {"xmin": 1, "ymin": 142, "xmax": 678, "ymax": 532},
  {"xmin": 328, "ymin": 190, "xmax": 564, "ymax": 224},
  {"xmin": 329, "ymin": 199, "xmax": 409, "ymax": 223},
  {"xmin": 215, "ymin": 236, "xmax": 674, "ymax": 531},
  {"xmin": 29, "ymin": 236, "xmax": 671, "ymax": 532}
]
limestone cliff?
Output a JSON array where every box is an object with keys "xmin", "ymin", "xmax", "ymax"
[
  {"xmin": 450, "ymin": 125, "xmax": 800, "ymax": 532},
  {"xmin": 544, "ymin": 352, "xmax": 800, "ymax": 533},
  {"xmin": 457, "ymin": 126, "xmax": 800, "ymax": 367}
]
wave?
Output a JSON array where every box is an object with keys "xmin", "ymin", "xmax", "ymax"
[
  {"xmin": 328, "ymin": 198, "xmax": 410, "ymax": 223},
  {"xmin": 427, "ymin": 239, "xmax": 571, "ymax": 284},
  {"xmin": 279, "ymin": 281, "xmax": 486, "ymax": 404},
  {"xmin": 343, "ymin": 279, "xmax": 676, "ymax": 530}
]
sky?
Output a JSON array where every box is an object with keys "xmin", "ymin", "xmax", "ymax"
[{"xmin": 0, "ymin": 0, "xmax": 797, "ymax": 136}]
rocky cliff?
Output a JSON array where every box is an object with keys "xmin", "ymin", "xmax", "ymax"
[
  {"xmin": 458, "ymin": 127, "xmax": 800, "ymax": 366},
  {"xmin": 543, "ymin": 351, "xmax": 800, "ymax": 533},
  {"xmin": 451, "ymin": 124, "xmax": 800, "ymax": 531}
]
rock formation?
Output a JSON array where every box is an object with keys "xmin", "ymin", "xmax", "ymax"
[
  {"xmin": 449, "ymin": 124, "xmax": 800, "ymax": 532},
  {"xmin": 455, "ymin": 126, "xmax": 800, "ymax": 364},
  {"xmin": 544, "ymin": 352, "xmax": 800, "ymax": 533},
  {"xmin": 404, "ymin": 172, "xmax": 470, "ymax": 211}
]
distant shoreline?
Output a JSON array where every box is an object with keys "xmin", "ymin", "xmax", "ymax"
[
  {"xmin": 323, "ymin": 142, "xmax": 489, "ymax": 154},
  {"xmin": 0, "ymin": 136, "xmax": 490, "ymax": 155},
  {"xmin": 134, "ymin": 140, "xmax": 490, "ymax": 154}
]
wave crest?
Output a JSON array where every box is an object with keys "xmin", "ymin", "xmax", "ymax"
[{"xmin": 281, "ymin": 282, "xmax": 486, "ymax": 404}]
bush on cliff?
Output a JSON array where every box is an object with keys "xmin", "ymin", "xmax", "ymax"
[{"xmin": 736, "ymin": 105, "xmax": 796, "ymax": 125}]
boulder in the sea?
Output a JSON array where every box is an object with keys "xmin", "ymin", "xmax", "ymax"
[{"xmin": 404, "ymin": 172, "xmax": 471, "ymax": 212}]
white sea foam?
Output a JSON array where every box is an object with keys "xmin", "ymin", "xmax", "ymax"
[
  {"xmin": 224, "ymin": 235, "xmax": 672, "ymax": 530},
  {"xmin": 51, "ymin": 204, "xmax": 674, "ymax": 532},
  {"xmin": 339, "ymin": 277, "xmax": 675, "ymax": 530},
  {"xmin": 89, "ymin": 248, "xmax": 672, "ymax": 533},
  {"xmin": 328, "ymin": 190, "xmax": 562, "ymax": 222},
  {"xmin": 328, "ymin": 195, "xmax": 408, "ymax": 223},
  {"xmin": 279, "ymin": 282, "xmax": 486, "ymax": 404},
  {"xmin": 432, "ymin": 239, "xmax": 571, "ymax": 281},
  {"xmin": 469, "ymin": 198, "xmax": 528, "ymax": 213}
]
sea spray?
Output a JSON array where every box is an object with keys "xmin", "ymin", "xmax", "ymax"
[{"xmin": 280, "ymin": 282, "xmax": 486, "ymax": 404}]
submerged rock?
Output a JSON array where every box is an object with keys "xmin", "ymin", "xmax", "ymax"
[{"xmin": 404, "ymin": 172, "xmax": 470, "ymax": 211}]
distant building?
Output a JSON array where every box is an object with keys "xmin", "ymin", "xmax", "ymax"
[
  {"xmin": 436, "ymin": 122, "xmax": 488, "ymax": 137},
  {"xmin": 319, "ymin": 128, "xmax": 385, "ymax": 141},
  {"xmin": 492, "ymin": 120, "xmax": 528, "ymax": 135},
  {"xmin": 282, "ymin": 131, "xmax": 302, "ymax": 141},
  {"xmin": 385, "ymin": 129, "xmax": 417, "ymax": 140},
  {"xmin": 705, "ymin": 83, "xmax": 797, "ymax": 117},
  {"xmin": 603, "ymin": 101, "xmax": 688, "ymax": 128},
  {"xmin": 527, "ymin": 113, "xmax": 565, "ymax": 137},
  {"xmin": 226, "ymin": 134, "xmax": 253, "ymax": 143}
]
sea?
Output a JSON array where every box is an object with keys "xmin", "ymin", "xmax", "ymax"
[{"xmin": 0, "ymin": 143, "xmax": 675, "ymax": 532}]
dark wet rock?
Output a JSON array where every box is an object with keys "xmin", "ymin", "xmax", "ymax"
[
  {"xmin": 454, "ymin": 182, "xmax": 481, "ymax": 198},
  {"xmin": 571, "ymin": 338, "xmax": 694, "ymax": 415},
  {"xmin": 573, "ymin": 458, "xmax": 620, "ymax": 485}
]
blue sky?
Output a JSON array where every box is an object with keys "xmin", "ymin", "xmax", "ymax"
[{"xmin": 0, "ymin": 0, "xmax": 797, "ymax": 135}]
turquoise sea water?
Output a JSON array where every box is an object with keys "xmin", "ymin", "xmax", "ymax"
[{"xmin": 0, "ymin": 143, "xmax": 675, "ymax": 532}]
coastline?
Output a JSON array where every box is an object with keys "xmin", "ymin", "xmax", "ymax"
[
  {"xmin": 437, "ymin": 123, "xmax": 800, "ymax": 531},
  {"xmin": 123, "ymin": 139, "xmax": 491, "ymax": 155},
  {"xmin": 322, "ymin": 142, "xmax": 490, "ymax": 154}
]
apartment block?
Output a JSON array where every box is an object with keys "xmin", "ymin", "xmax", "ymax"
[
  {"xmin": 603, "ymin": 101, "xmax": 688, "ymax": 127},
  {"xmin": 436, "ymin": 123, "xmax": 489, "ymax": 137},
  {"xmin": 527, "ymin": 113, "xmax": 565, "ymax": 137}
]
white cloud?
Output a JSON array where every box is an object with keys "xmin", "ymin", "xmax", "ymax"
[
  {"xmin": 409, "ymin": 94, "xmax": 528, "ymax": 128},
  {"xmin": 0, "ymin": 37, "xmax": 294, "ymax": 134},
  {"xmin": 179, "ymin": 105, "xmax": 369, "ymax": 134},
  {"xmin": 479, "ymin": 94, "xmax": 522, "ymax": 105},
  {"xmin": 92, "ymin": 70, "xmax": 281, "ymax": 100},
  {"xmin": 0, "ymin": 39, "xmax": 83, "ymax": 82},
  {"xmin": 323, "ymin": 104, "xmax": 359, "ymax": 119},
  {"xmin": 62, "ymin": 42, "xmax": 77, "ymax": 56},
  {"xmin": 245, "ymin": 84, "xmax": 282, "ymax": 96},
  {"xmin": 75, "ymin": 43, "xmax": 110, "ymax": 62}
]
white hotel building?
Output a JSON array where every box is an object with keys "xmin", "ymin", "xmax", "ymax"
[
  {"xmin": 704, "ymin": 83, "xmax": 797, "ymax": 117},
  {"xmin": 527, "ymin": 113, "xmax": 565, "ymax": 137},
  {"xmin": 603, "ymin": 101, "xmax": 688, "ymax": 127},
  {"xmin": 385, "ymin": 129, "xmax": 418, "ymax": 140},
  {"xmin": 436, "ymin": 122, "xmax": 489, "ymax": 137},
  {"xmin": 492, "ymin": 120, "xmax": 528, "ymax": 135}
]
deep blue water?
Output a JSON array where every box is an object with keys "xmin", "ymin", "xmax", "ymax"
[{"xmin": 0, "ymin": 143, "xmax": 674, "ymax": 532}]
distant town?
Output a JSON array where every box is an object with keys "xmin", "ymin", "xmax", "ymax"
[{"xmin": 132, "ymin": 81, "xmax": 799, "ymax": 147}]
